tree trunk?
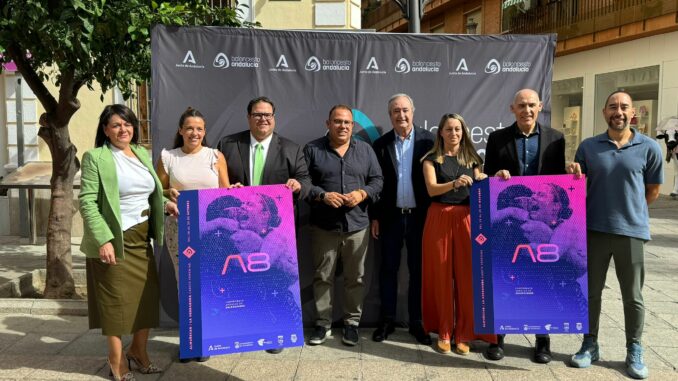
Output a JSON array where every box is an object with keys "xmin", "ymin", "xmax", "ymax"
[
  {"xmin": 39, "ymin": 120, "xmax": 79, "ymax": 299},
  {"xmin": 8, "ymin": 44, "xmax": 82, "ymax": 299}
]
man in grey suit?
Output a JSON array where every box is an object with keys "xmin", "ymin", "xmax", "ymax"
[{"xmin": 217, "ymin": 96, "xmax": 310, "ymax": 354}]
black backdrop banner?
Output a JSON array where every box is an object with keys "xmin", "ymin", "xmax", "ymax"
[{"xmin": 151, "ymin": 25, "xmax": 556, "ymax": 326}]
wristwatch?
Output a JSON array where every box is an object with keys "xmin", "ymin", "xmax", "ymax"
[{"xmin": 319, "ymin": 192, "xmax": 326, "ymax": 201}]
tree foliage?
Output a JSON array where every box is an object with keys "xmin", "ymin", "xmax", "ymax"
[
  {"xmin": 0, "ymin": 0, "xmax": 248, "ymax": 298},
  {"xmin": 1, "ymin": 0, "xmax": 247, "ymax": 98}
]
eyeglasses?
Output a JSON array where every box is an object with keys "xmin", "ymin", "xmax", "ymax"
[
  {"xmin": 251, "ymin": 113, "xmax": 274, "ymax": 120},
  {"xmin": 331, "ymin": 119, "xmax": 353, "ymax": 126}
]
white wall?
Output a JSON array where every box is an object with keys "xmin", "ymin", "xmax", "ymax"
[
  {"xmin": 3, "ymin": 75, "xmax": 39, "ymax": 170},
  {"xmin": 253, "ymin": 0, "xmax": 360, "ymax": 30},
  {"xmin": 1, "ymin": 73, "xmax": 40, "ymax": 236},
  {"xmin": 0, "ymin": 75, "xmax": 7, "ymax": 234},
  {"xmin": 553, "ymin": 31, "xmax": 678, "ymax": 195}
]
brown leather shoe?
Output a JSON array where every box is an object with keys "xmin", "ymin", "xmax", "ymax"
[
  {"xmin": 455, "ymin": 342, "xmax": 470, "ymax": 355},
  {"xmin": 436, "ymin": 339, "xmax": 452, "ymax": 354}
]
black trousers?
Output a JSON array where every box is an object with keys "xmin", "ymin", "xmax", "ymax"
[{"xmin": 377, "ymin": 211, "xmax": 425, "ymax": 324}]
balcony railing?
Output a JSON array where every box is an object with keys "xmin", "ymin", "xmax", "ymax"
[{"xmin": 508, "ymin": 0, "xmax": 678, "ymax": 39}]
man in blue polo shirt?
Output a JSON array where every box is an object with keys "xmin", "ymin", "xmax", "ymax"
[{"xmin": 567, "ymin": 90, "xmax": 663, "ymax": 379}]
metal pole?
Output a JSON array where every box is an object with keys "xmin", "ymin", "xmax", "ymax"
[
  {"xmin": 16, "ymin": 76, "xmax": 29, "ymax": 239},
  {"xmin": 16, "ymin": 77, "xmax": 24, "ymax": 167},
  {"xmin": 409, "ymin": 0, "xmax": 421, "ymax": 33}
]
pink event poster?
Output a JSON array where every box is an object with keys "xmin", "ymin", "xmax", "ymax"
[
  {"xmin": 178, "ymin": 185, "xmax": 303, "ymax": 358},
  {"xmin": 471, "ymin": 175, "xmax": 588, "ymax": 335}
]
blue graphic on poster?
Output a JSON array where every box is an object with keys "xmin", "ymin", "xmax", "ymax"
[
  {"xmin": 471, "ymin": 175, "xmax": 588, "ymax": 334},
  {"xmin": 178, "ymin": 185, "xmax": 303, "ymax": 358}
]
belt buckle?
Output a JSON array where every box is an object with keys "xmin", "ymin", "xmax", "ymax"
[{"xmin": 401, "ymin": 208, "xmax": 412, "ymax": 214}]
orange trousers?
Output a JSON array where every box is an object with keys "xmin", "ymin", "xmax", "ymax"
[{"xmin": 421, "ymin": 202, "xmax": 496, "ymax": 344}]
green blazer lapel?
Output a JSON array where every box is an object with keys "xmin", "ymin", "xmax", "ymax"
[
  {"xmin": 98, "ymin": 145, "xmax": 122, "ymax": 228},
  {"xmin": 132, "ymin": 144, "xmax": 153, "ymax": 172},
  {"xmin": 131, "ymin": 144, "xmax": 165, "ymax": 243}
]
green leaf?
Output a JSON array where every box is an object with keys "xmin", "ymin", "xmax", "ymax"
[
  {"xmin": 0, "ymin": 0, "xmax": 246, "ymax": 119},
  {"xmin": 80, "ymin": 16, "xmax": 93, "ymax": 33},
  {"xmin": 72, "ymin": 0, "xmax": 85, "ymax": 10}
]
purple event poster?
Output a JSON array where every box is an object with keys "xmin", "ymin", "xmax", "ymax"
[
  {"xmin": 471, "ymin": 175, "xmax": 588, "ymax": 335},
  {"xmin": 177, "ymin": 185, "xmax": 303, "ymax": 358}
]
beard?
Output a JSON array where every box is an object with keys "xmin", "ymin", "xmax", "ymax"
[{"xmin": 607, "ymin": 116, "xmax": 630, "ymax": 131}]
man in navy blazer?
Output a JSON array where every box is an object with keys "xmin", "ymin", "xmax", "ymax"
[
  {"xmin": 370, "ymin": 94, "xmax": 434, "ymax": 345},
  {"xmin": 483, "ymin": 88, "xmax": 566, "ymax": 364},
  {"xmin": 484, "ymin": 89, "xmax": 565, "ymax": 178},
  {"xmin": 216, "ymin": 96, "xmax": 310, "ymax": 354}
]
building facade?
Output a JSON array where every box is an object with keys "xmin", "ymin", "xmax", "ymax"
[
  {"xmin": 362, "ymin": 0, "xmax": 502, "ymax": 34},
  {"xmin": 238, "ymin": 0, "xmax": 361, "ymax": 29},
  {"xmin": 363, "ymin": 0, "xmax": 678, "ymax": 194},
  {"xmin": 1, "ymin": 0, "xmax": 361, "ymax": 237},
  {"xmin": 0, "ymin": 68, "xmax": 120, "ymax": 236}
]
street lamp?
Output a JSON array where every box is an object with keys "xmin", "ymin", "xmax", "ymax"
[
  {"xmin": 466, "ymin": 17, "xmax": 478, "ymax": 34},
  {"xmin": 393, "ymin": 0, "xmax": 428, "ymax": 33}
]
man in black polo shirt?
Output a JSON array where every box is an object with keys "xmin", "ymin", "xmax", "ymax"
[{"xmin": 303, "ymin": 104, "xmax": 383, "ymax": 347}]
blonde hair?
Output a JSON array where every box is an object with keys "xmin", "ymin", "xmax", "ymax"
[{"xmin": 421, "ymin": 113, "xmax": 483, "ymax": 168}]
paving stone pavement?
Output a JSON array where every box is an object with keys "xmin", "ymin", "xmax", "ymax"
[{"xmin": 0, "ymin": 196, "xmax": 676, "ymax": 380}]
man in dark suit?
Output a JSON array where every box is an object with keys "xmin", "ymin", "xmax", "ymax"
[
  {"xmin": 483, "ymin": 88, "xmax": 566, "ymax": 364},
  {"xmin": 217, "ymin": 96, "xmax": 310, "ymax": 198},
  {"xmin": 370, "ymin": 94, "xmax": 434, "ymax": 345},
  {"xmin": 484, "ymin": 89, "xmax": 565, "ymax": 178},
  {"xmin": 216, "ymin": 96, "xmax": 310, "ymax": 354}
]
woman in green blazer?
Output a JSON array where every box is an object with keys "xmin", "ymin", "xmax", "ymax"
[{"xmin": 80, "ymin": 105, "xmax": 177, "ymax": 381}]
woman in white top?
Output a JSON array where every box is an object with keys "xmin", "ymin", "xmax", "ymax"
[{"xmin": 155, "ymin": 107, "xmax": 229, "ymax": 281}]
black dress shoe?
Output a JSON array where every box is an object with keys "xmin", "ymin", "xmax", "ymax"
[
  {"xmin": 534, "ymin": 337, "xmax": 552, "ymax": 364},
  {"xmin": 408, "ymin": 324, "xmax": 432, "ymax": 345},
  {"xmin": 372, "ymin": 322, "xmax": 395, "ymax": 342},
  {"xmin": 266, "ymin": 348, "xmax": 283, "ymax": 354},
  {"xmin": 486, "ymin": 335, "xmax": 505, "ymax": 361}
]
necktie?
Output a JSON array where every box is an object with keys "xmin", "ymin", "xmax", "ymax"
[{"xmin": 252, "ymin": 143, "xmax": 264, "ymax": 186}]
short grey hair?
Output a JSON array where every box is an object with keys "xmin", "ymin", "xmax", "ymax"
[{"xmin": 388, "ymin": 93, "xmax": 415, "ymax": 114}]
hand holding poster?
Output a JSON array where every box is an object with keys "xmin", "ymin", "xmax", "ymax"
[
  {"xmin": 178, "ymin": 185, "xmax": 303, "ymax": 358},
  {"xmin": 471, "ymin": 175, "xmax": 588, "ymax": 335}
]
